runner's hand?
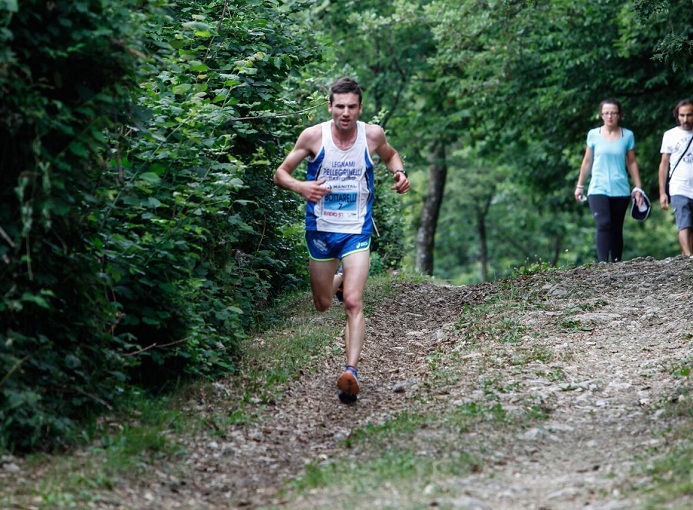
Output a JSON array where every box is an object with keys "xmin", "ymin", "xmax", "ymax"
[
  {"xmin": 391, "ymin": 172, "xmax": 410, "ymax": 194},
  {"xmin": 300, "ymin": 179, "xmax": 332, "ymax": 203}
]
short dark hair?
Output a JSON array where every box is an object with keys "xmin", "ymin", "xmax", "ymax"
[
  {"xmin": 329, "ymin": 77, "xmax": 362, "ymax": 104},
  {"xmin": 673, "ymin": 98, "xmax": 693, "ymax": 120}
]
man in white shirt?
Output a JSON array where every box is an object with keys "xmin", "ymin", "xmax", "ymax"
[{"xmin": 659, "ymin": 99, "xmax": 693, "ymax": 256}]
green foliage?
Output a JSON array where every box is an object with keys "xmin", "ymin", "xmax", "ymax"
[
  {"xmin": 0, "ymin": 0, "xmax": 323, "ymax": 452},
  {"xmin": 97, "ymin": 0, "xmax": 322, "ymax": 385},
  {"xmin": 371, "ymin": 178, "xmax": 407, "ymax": 271},
  {"xmin": 634, "ymin": 0, "xmax": 693, "ymax": 71},
  {"xmin": 0, "ymin": 0, "xmax": 142, "ymax": 451},
  {"xmin": 512, "ymin": 260, "xmax": 557, "ymax": 277},
  {"xmin": 318, "ymin": 0, "xmax": 691, "ymax": 280}
]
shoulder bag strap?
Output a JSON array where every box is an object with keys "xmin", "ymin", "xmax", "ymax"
[{"xmin": 670, "ymin": 133, "xmax": 693, "ymax": 180}]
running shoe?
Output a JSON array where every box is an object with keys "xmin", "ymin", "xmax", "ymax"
[
  {"xmin": 337, "ymin": 365, "xmax": 359, "ymax": 403},
  {"xmin": 338, "ymin": 390, "xmax": 357, "ymax": 404}
]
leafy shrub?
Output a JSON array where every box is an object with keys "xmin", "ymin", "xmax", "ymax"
[
  {"xmin": 99, "ymin": 0, "xmax": 321, "ymax": 383},
  {"xmin": 0, "ymin": 0, "xmax": 141, "ymax": 451},
  {"xmin": 371, "ymin": 178, "xmax": 407, "ymax": 272},
  {"xmin": 0, "ymin": 0, "xmax": 321, "ymax": 451}
]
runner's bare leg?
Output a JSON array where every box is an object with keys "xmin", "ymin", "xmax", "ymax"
[
  {"xmin": 340, "ymin": 250, "xmax": 370, "ymax": 369},
  {"xmin": 309, "ymin": 259, "xmax": 340, "ymax": 312}
]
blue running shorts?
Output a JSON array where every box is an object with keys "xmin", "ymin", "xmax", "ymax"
[{"xmin": 304, "ymin": 231, "xmax": 371, "ymax": 261}]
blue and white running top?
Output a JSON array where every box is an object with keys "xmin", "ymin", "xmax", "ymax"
[{"xmin": 305, "ymin": 120, "xmax": 375, "ymax": 235}]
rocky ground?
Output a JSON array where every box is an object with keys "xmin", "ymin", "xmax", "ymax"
[{"xmin": 2, "ymin": 256, "xmax": 692, "ymax": 509}]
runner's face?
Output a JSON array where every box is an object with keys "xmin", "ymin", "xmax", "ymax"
[
  {"xmin": 328, "ymin": 93, "xmax": 362, "ymax": 132},
  {"xmin": 678, "ymin": 104, "xmax": 693, "ymax": 131}
]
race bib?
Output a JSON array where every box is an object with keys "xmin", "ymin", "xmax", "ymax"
[{"xmin": 319, "ymin": 185, "xmax": 359, "ymax": 220}]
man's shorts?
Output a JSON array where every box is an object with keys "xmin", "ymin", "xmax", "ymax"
[
  {"xmin": 671, "ymin": 195, "xmax": 693, "ymax": 230},
  {"xmin": 304, "ymin": 231, "xmax": 371, "ymax": 261}
]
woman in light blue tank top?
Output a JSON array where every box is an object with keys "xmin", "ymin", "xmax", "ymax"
[{"xmin": 574, "ymin": 99, "xmax": 644, "ymax": 262}]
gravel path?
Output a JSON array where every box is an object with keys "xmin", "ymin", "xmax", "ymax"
[{"xmin": 2, "ymin": 256, "xmax": 691, "ymax": 509}]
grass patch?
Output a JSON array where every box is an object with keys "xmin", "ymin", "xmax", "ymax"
[
  {"xmin": 641, "ymin": 437, "xmax": 693, "ymax": 508},
  {"xmin": 361, "ymin": 270, "xmax": 435, "ymax": 316},
  {"xmin": 453, "ymin": 302, "xmax": 529, "ymax": 345},
  {"xmin": 286, "ymin": 409, "xmax": 482, "ymax": 508},
  {"xmin": 511, "ymin": 345, "xmax": 553, "ymax": 366},
  {"xmin": 636, "ymin": 420, "xmax": 693, "ymax": 508},
  {"xmin": 631, "ymin": 372, "xmax": 692, "ymax": 508},
  {"xmin": 289, "ymin": 447, "xmax": 478, "ymax": 509},
  {"xmin": 283, "ymin": 391, "xmax": 553, "ymax": 508},
  {"xmin": 1, "ymin": 389, "xmax": 190, "ymax": 508},
  {"xmin": 342, "ymin": 412, "xmax": 429, "ymax": 448}
]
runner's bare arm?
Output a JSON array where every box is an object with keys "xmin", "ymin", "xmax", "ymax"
[
  {"xmin": 273, "ymin": 126, "xmax": 331, "ymax": 202},
  {"xmin": 367, "ymin": 124, "xmax": 410, "ymax": 194}
]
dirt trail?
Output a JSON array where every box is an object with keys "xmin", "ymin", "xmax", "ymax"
[{"xmin": 2, "ymin": 257, "xmax": 692, "ymax": 509}]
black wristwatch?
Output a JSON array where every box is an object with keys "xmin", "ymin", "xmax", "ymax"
[{"xmin": 394, "ymin": 169, "xmax": 408, "ymax": 178}]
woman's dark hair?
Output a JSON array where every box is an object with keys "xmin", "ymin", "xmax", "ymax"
[
  {"xmin": 329, "ymin": 77, "xmax": 362, "ymax": 104},
  {"xmin": 599, "ymin": 98, "xmax": 623, "ymax": 117},
  {"xmin": 673, "ymin": 98, "xmax": 693, "ymax": 120}
]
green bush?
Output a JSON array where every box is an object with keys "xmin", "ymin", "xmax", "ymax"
[
  {"xmin": 0, "ymin": 0, "xmax": 321, "ymax": 451},
  {"xmin": 371, "ymin": 178, "xmax": 407, "ymax": 272},
  {"xmin": 0, "ymin": 0, "xmax": 141, "ymax": 451},
  {"xmin": 99, "ymin": 0, "xmax": 320, "ymax": 383}
]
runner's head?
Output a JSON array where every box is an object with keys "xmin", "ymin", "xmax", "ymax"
[{"xmin": 330, "ymin": 77, "xmax": 362, "ymax": 105}]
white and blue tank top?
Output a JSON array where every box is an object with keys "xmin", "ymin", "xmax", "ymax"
[{"xmin": 305, "ymin": 120, "xmax": 375, "ymax": 235}]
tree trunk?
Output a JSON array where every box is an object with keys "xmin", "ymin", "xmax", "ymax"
[
  {"xmin": 415, "ymin": 140, "xmax": 447, "ymax": 275},
  {"xmin": 475, "ymin": 193, "xmax": 494, "ymax": 282},
  {"xmin": 477, "ymin": 210, "xmax": 488, "ymax": 282},
  {"xmin": 551, "ymin": 234, "xmax": 563, "ymax": 267}
]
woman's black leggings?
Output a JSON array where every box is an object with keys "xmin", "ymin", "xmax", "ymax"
[{"xmin": 587, "ymin": 194, "xmax": 631, "ymax": 262}]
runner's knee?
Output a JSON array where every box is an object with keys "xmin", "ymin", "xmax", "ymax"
[
  {"xmin": 342, "ymin": 295, "xmax": 363, "ymax": 315},
  {"xmin": 314, "ymin": 296, "xmax": 332, "ymax": 312}
]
